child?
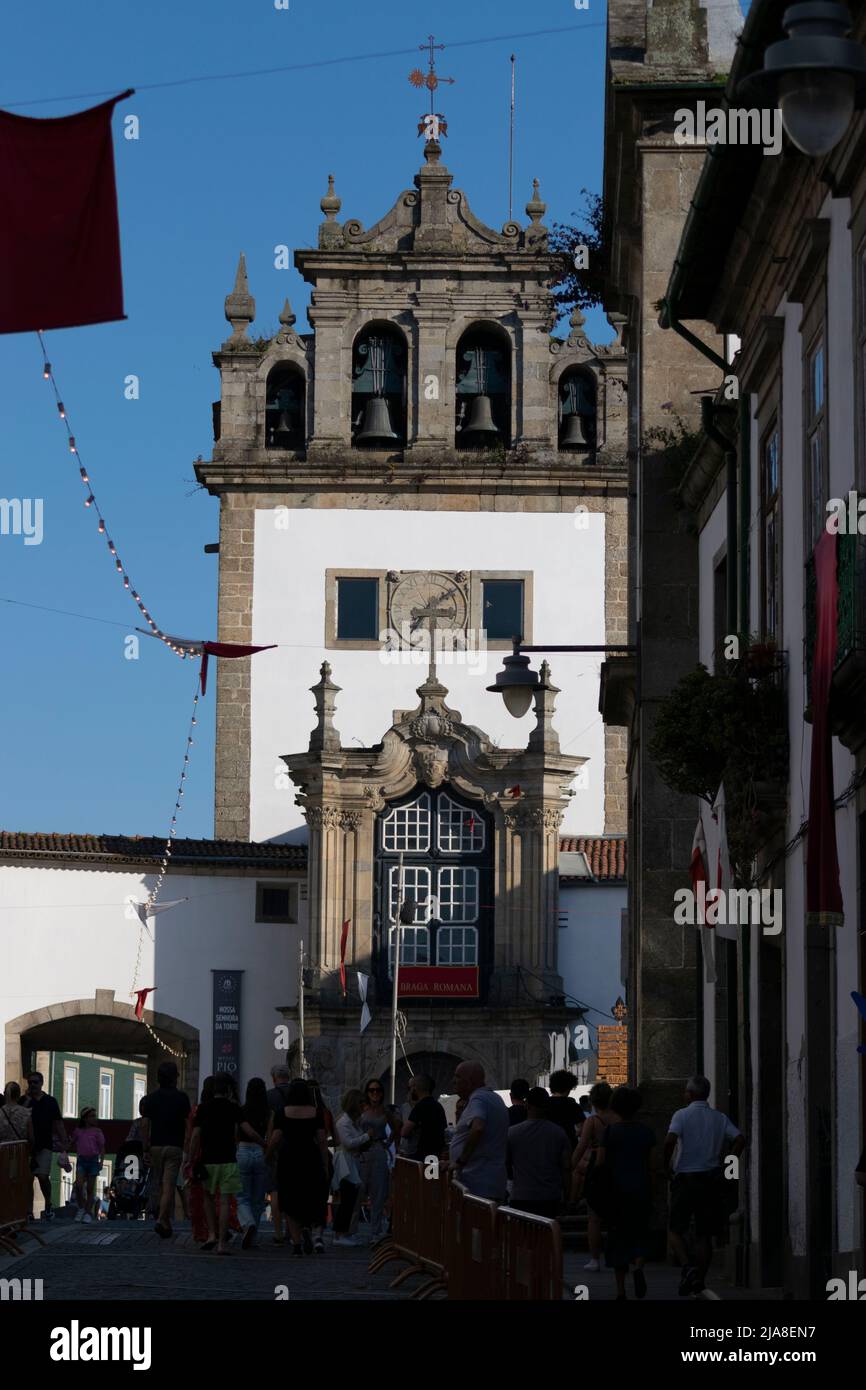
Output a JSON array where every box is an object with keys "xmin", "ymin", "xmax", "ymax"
[{"xmin": 71, "ymin": 1106, "xmax": 105, "ymax": 1223}]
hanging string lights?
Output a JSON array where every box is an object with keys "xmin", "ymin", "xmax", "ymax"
[
  {"xmin": 128, "ymin": 681, "xmax": 200, "ymax": 1058},
  {"xmin": 37, "ymin": 330, "xmax": 188, "ymax": 660}
]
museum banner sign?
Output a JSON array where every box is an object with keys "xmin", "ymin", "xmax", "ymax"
[
  {"xmin": 212, "ymin": 970, "xmax": 243, "ymax": 1077},
  {"xmin": 397, "ymin": 966, "xmax": 479, "ymax": 998}
]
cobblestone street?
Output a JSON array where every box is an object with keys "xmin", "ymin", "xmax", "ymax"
[
  {"xmin": 1, "ymin": 1218, "xmax": 777, "ymax": 1303},
  {"xmin": 1, "ymin": 1221, "xmax": 404, "ymax": 1302}
]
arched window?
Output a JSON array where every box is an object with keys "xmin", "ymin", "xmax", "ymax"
[
  {"xmin": 455, "ymin": 326, "xmax": 511, "ymax": 449},
  {"xmin": 558, "ymin": 368, "xmax": 597, "ymax": 452},
  {"xmin": 375, "ymin": 787, "xmax": 493, "ymax": 998},
  {"xmin": 265, "ymin": 365, "xmax": 306, "ymax": 450},
  {"xmin": 351, "ymin": 324, "xmax": 407, "ymax": 448}
]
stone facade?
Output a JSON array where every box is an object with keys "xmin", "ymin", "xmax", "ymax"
[
  {"xmin": 194, "ymin": 140, "xmax": 632, "ymax": 1087},
  {"xmin": 278, "ymin": 657, "xmax": 582, "ymax": 1092},
  {"xmin": 601, "ymin": 0, "xmax": 736, "ymax": 1136},
  {"xmin": 196, "ymin": 144, "xmax": 630, "ymax": 843}
]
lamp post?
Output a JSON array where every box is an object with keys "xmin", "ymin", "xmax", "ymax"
[
  {"xmin": 389, "ymin": 852, "xmax": 417, "ymax": 1106},
  {"xmin": 486, "ymin": 637, "xmax": 636, "ymax": 716},
  {"xmin": 738, "ymin": 2, "xmax": 866, "ymax": 157}
]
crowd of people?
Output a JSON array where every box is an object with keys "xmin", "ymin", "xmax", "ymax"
[{"xmin": 0, "ymin": 1060, "xmax": 747, "ymax": 1295}]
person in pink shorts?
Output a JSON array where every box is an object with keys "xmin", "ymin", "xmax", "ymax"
[{"xmin": 71, "ymin": 1106, "xmax": 106, "ymax": 1223}]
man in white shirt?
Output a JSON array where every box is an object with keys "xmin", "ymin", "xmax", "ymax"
[
  {"xmin": 663, "ymin": 1075, "xmax": 746, "ymax": 1297},
  {"xmin": 448, "ymin": 1061, "xmax": 509, "ymax": 1201}
]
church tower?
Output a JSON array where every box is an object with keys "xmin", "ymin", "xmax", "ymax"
[{"xmin": 196, "ymin": 136, "xmax": 628, "ymax": 1091}]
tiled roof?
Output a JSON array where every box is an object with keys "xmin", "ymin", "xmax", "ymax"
[
  {"xmin": 0, "ymin": 832, "xmax": 307, "ymax": 870},
  {"xmin": 559, "ymin": 836, "xmax": 627, "ymax": 881}
]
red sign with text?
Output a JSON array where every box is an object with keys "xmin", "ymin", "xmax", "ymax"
[{"xmin": 397, "ymin": 967, "xmax": 479, "ymax": 998}]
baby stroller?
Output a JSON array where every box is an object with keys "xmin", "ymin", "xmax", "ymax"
[{"xmin": 110, "ymin": 1136, "xmax": 150, "ymax": 1220}]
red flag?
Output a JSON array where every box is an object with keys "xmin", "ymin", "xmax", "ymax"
[
  {"xmin": 806, "ymin": 530, "xmax": 844, "ymax": 926},
  {"xmin": 134, "ymin": 987, "xmax": 155, "ymax": 1021},
  {"xmin": 339, "ymin": 919, "xmax": 351, "ymax": 996},
  {"xmin": 0, "ymin": 93, "xmax": 133, "ymax": 334},
  {"xmin": 199, "ymin": 641, "xmax": 277, "ymax": 695},
  {"xmin": 467, "ymin": 813, "xmax": 476, "ymax": 833}
]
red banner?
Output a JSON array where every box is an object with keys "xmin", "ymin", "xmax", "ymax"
[{"xmin": 397, "ymin": 967, "xmax": 479, "ymax": 998}]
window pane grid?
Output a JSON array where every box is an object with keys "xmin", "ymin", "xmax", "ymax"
[
  {"xmin": 388, "ymin": 925, "xmax": 430, "ymax": 975},
  {"xmin": 436, "ymin": 794, "xmax": 485, "ymax": 854},
  {"xmin": 436, "ymin": 866, "xmax": 478, "ymax": 923},
  {"xmin": 436, "ymin": 926, "xmax": 478, "ymax": 965},
  {"xmin": 382, "ymin": 794, "xmax": 431, "ymax": 852},
  {"xmin": 388, "ymin": 865, "xmax": 430, "ymax": 922}
]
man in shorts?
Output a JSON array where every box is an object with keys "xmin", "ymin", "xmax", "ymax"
[
  {"xmin": 139, "ymin": 1060, "xmax": 191, "ymax": 1238},
  {"xmin": 21, "ymin": 1072, "xmax": 66, "ymax": 1220},
  {"xmin": 664, "ymin": 1075, "xmax": 746, "ymax": 1296}
]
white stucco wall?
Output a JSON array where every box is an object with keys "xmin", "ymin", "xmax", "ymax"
[
  {"xmin": 249, "ymin": 507, "xmax": 607, "ymax": 842},
  {"xmin": 558, "ymin": 881, "xmax": 627, "ymax": 1066},
  {"xmin": 1, "ymin": 864, "xmax": 304, "ymax": 1091},
  {"xmin": 697, "ymin": 189, "xmax": 862, "ymax": 1265}
]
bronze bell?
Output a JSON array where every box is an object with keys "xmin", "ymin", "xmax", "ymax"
[
  {"xmin": 270, "ymin": 410, "xmax": 297, "ymax": 446},
  {"xmin": 356, "ymin": 396, "xmax": 399, "ymax": 444},
  {"xmin": 463, "ymin": 393, "xmax": 499, "ymax": 437},
  {"xmin": 560, "ymin": 412, "xmax": 591, "ymax": 450}
]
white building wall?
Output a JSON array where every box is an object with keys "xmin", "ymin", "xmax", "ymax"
[
  {"xmin": 558, "ymin": 881, "xmax": 627, "ymax": 1074},
  {"xmin": 824, "ymin": 191, "xmax": 862, "ymax": 1256},
  {"xmin": 0, "ymin": 864, "xmax": 303, "ymax": 1091},
  {"xmin": 696, "ymin": 191, "xmax": 865, "ymax": 1269},
  {"xmin": 250, "ymin": 508, "xmax": 607, "ymax": 843}
]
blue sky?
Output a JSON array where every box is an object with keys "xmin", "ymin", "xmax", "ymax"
[{"xmin": 1, "ymin": 0, "xmax": 613, "ymax": 839}]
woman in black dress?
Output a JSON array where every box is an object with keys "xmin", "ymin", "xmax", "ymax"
[
  {"xmin": 266, "ymin": 1079, "xmax": 329, "ymax": 1257},
  {"xmin": 596, "ymin": 1086, "xmax": 655, "ymax": 1301}
]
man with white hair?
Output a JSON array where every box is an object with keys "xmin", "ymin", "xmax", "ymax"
[
  {"xmin": 664, "ymin": 1075, "xmax": 746, "ymax": 1296},
  {"xmin": 448, "ymin": 1061, "xmax": 509, "ymax": 1201}
]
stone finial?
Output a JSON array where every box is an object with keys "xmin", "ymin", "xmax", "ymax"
[
  {"xmin": 567, "ymin": 306, "xmax": 590, "ymax": 348},
  {"xmin": 309, "ymin": 661, "xmax": 341, "ymax": 754},
  {"xmin": 320, "ymin": 174, "xmax": 341, "ymax": 222},
  {"xmin": 279, "ymin": 298, "xmax": 296, "ymax": 329},
  {"xmin": 606, "ymin": 311, "xmax": 626, "ymax": 344},
  {"xmin": 526, "ymin": 178, "xmax": 546, "ymax": 225},
  {"xmin": 527, "ymin": 659, "xmax": 562, "ymax": 754},
  {"xmin": 224, "ymin": 252, "xmax": 255, "ymax": 344},
  {"xmin": 424, "ymin": 139, "xmax": 442, "ymax": 166}
]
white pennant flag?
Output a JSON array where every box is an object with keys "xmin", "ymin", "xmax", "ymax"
[
  {"xmin": 133, "ymin": 898, "xmax": 187, "ymax": 927},
  {"xmin": 357, "ymin": 971, "xmax": 372, "ymax": 1034},
  {"xmin": 131, "ymin": 898, "xmax": 188, "ymax": 940}
]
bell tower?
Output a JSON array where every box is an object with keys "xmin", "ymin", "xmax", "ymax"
[{"xmin": 195, "ymin": 134, "xmax": 630, "ymax": 1090}]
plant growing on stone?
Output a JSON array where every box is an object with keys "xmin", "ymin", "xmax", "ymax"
[{"xmin": 648, "ymin": 663, "xmax": 788, "ymax": 886}]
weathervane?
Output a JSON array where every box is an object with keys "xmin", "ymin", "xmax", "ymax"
[{"xmin": 409, "ymin": 34, "xmax": 455, "ymax": 142}]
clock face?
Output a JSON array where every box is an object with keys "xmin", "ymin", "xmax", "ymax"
[{"xmin": 389, "ymin": 572, "xmax": 468, "ymax": 646}]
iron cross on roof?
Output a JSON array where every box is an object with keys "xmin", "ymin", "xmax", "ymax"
[{"xmin": 409, "ymin": 33, "xmax": 455, "ymax": 143}]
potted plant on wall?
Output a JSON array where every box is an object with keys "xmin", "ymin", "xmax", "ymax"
[{"xmin": 648, "ymin": 663, "xmax": 789, "ymax": 887}]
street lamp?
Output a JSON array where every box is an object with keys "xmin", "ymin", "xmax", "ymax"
[
  {"xmin": 487, "ymin": 637, "xmax": 636, "ymax": 717},
  {"xmin": 738, "ymin": 2, "xmax": 866, "ymax": 157}
]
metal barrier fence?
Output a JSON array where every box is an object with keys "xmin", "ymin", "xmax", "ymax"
[
  {"xmin": 370, "ymin": 1157, "xmax": 564, "ymax": 1300},
  {"xmin": 0, "ymin": 1140, "xmax": 44, "ymax": 1256}
]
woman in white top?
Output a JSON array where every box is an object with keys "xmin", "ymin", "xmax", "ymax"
[
  {"xmin": 0, "ymin": 1081, "xmax": 34, "ymax": 1146},
  {"xmin": 332, "ymin": 1088, "xmax": 373, "ymax": 1246}
]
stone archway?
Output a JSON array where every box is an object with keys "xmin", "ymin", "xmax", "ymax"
[
  {"xmin": 380, "ymin": 1050, "xmax": 464, "ymax": 1102},
  {"xmin": 5, "ymin": 989, "xmax": 200, "ymax": 1099}
]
